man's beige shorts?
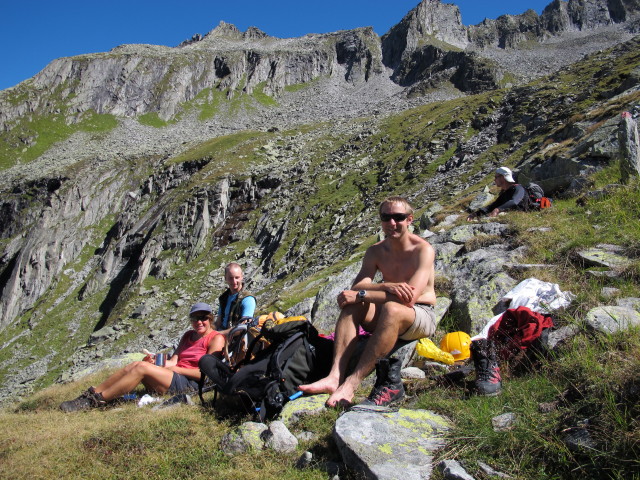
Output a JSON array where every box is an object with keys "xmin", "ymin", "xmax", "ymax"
[{"xmin": 399, "ymin": 303, "xmax": 437, "ymax": 341}]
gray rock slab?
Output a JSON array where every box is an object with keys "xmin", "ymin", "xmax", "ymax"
[
  {"xmin": 585, "ymin": 305, "xmax": 640, "ymax": 334},
  {"xmin": 547, "ymin": 325, "xmax": 580, "ymax": 350},
  {"xmin": 601, "ymin": 287, "xmax": 620, "ymax": 298},
  {"xmin": 616, "ymin": 297, "xmax": 640, "ymax": 311},
  {"xmin": 262, "ymin": 420, "xmax": 298, "ymax": 453},
  {"xmin": 477, "ymin": 461, "xmax": 513, "ymax": 478},
  {"xmin": 334, "ymin": 408, "xmax": 451, "ymax": 480},
  {"xmin": 438, "ymin": 459, "xmax": 475, "ymax": 480},
  {"xmin": 577, "ymin": 247, "xmax": 633, "ymax": 269},
  {"xmin": 469, "ymin": 191, "xmax": 495, "ymax": 211}
]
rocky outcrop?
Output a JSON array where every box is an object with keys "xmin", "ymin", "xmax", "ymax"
[
  {"xmin": 334, "ymin": 408, "xmax": 451, "ymax": 479},
  {"xmin": 0, "ymin": 24, "xmax": 382, "ymax": 129},
  {"xmin": 381, "ymin": 0, "xmax": 469, "ymax": 68},
  {"xmin": 469, "ymin": 0, "xmax": 640, "ymax": 48}
]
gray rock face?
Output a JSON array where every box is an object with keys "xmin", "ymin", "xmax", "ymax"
[
  {"xmin": 492, "ymin": 413, "xmax": 517, "ymax": 432},
  {"xmin": 334, "ymin": 408, "xmax": 451, "ymax": 480},
  {"xmin": 619, "ymin": 112, "xmax": 640, "ymax": 182},
  {"xmin": 1, "ymin": 25, "xmax": 383, "ymax": 128},
  {"xmin": 434, "ymin": 235, "xmax": 523, "ymax": 334},
  {"xmin": 585, "ymin": 305, "xmax": 640, "ymax": 333}
]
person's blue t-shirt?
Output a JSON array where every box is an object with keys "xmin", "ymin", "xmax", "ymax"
[{"xmin": 217, "ymin": 293, "xmax": 257, "ymax": 328}]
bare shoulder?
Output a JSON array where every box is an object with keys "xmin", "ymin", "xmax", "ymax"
[{"xmin": 410, "ymin": 233, "xmax": 434, "ymax": 254}]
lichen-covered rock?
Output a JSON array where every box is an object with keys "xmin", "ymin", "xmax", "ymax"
[
  {"xmin": 585, "ymin": 306, "xmax": 640, "ymax": 334},
  {"xmin": 220, "ymin": 421, "xmax": 268, "ymax": 455},
  {"xmin": 577, "ymin": 246, "xmax": 633, "ymax": 269},
  {"xmin": 279, "ymin": 394, "xmax": 329, "ymax": 428},
  {"xmin": 334, "ymin": 408, "xmax": 451, "ymax": 480}
]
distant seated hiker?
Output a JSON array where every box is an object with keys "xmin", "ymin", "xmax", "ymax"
[
  {"xmin": 467, "ymin": 167, "xmax": 526, "ymax": 221},
  {"xmin": 299, "ymin": 196, "xmax": 437, "ymax": 408},
  {"xmin": 59, "ymin": 302, "xmax": 225, "ymax": 412},
  {"xmin": 214, "ymin": 262, "xmax": 257, "ymax": 336}
]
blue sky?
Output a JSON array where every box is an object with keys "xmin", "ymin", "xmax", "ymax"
[{"xmin": 0, "ymin": 0, "xmax": 552, "ymax": 91}]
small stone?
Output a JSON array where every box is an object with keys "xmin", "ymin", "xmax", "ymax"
[
  {"xmin": 492, "ymin": 412, "xmax": 517, "ymax": 432},
  {"xmin": 400, "ymin": 366, "xmax": 426, "ymax": 379},
  {"xmin": 437, "ymin": 459, "xmax": 475, "ymax": 480},
  {"xmin": 601, "ymin": 287, "xmax": 620, "ymax": 298},
  {"xmin": 295, "ymin": 451, "xmax": 313, "ymax": 469},
  {"xmin": 477, "ymin": 461, "xmax": 513, "ymax": 478},
  {"xmin": 262, "ymin": 420, "xmax": 298, "ymax": 453}
]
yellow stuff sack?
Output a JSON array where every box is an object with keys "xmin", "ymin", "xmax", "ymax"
[{"xmin": 416, "ymin": 338, "xmax": 455, "ymax": 365}]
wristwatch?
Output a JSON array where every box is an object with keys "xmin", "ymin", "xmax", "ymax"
[{"xmin": 357, "ymin": 290, "xmax": 367, "ymax": 302}]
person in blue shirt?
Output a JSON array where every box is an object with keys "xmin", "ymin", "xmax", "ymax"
[{"xmin": 214, "ymin": 262, "xmax": 257, "ymax": 335}]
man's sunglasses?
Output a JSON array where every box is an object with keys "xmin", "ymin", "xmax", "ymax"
[
  {"xmin": 380, "ymin": 213, "xmax": 409, "ymax": 222},
  {"xmin": 190, "ymin": 314, "xmax": 210, "ymax": 322}
]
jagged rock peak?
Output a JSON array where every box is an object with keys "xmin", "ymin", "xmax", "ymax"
[
  {"xmin": 244, "ymin": 26, "xmax": 269, "ymax": 40},
  {"xmin": 381, "ymin": 0, "xmax": 469, "ymax": 67},
  {"xmin": 468, "ymin": 0, "xmax": 640, "ymax": 48},
  {"xmin": 201, "ymin": 21, "xmax": 272, "ymax": 42}
]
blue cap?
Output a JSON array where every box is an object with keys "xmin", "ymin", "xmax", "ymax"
[{"xmin": 189, "ymin": 302, "xmax": 213, "ymax": 315}]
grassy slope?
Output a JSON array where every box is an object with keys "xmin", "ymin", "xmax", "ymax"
[
  {"xmin": 1, "ymin": 172, "xmax": 638, "ymax": 479},
  {"xmin": 1, "ymin": 39, "xmax": 640, "ymax": 480}
]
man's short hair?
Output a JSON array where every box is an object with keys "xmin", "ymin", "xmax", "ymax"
[
  {"xmin": 379, "ymin": 196, "xmax": 414, "ymax": 216},
  {"xmin": 224, "ymin": 262, "xmax": 243, "ymax": 275}
]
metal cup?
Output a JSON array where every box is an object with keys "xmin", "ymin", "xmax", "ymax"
[{"xmin": 154, "ymin": 353, "xmax": 166, "ymax": 367}]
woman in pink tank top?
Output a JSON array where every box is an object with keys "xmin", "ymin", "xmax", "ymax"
[{"xmin": 60, "ymin": 302, "xmax": 225, "ymax": 412}]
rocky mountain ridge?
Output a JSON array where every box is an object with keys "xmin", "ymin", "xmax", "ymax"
[{"xmin": 0, "ymin": 0, "xmax": 639, "ymax": 404}]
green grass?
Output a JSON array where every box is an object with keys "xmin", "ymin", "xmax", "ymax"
[
  {"xmin": 138, "ymin": 112, "xmax": 171, "ymax": 128},
  {"xmin": 252, "ymin": 81, "xmax": 278, "ymax": 107},
  {"xmin": 0, "ymin": 110, "xmax": 118, "ymax": 170}
]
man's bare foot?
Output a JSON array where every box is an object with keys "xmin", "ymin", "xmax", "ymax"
[
  {"xmin": 326, "ymin": 383, "xmax": 356, "ymax": 408},
  {"xmin": 298, "ymin": 376, "xmax": 339, "ymax": 395}
]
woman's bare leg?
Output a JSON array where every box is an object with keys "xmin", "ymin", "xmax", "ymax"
[{"xmin": 95, "ymin": 362, "xmax": 174, "ymax": 401}]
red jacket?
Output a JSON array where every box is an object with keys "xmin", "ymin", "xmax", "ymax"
[{"xmin": 488, "ymin": 306, "xmax": 554, "ymax": 360}]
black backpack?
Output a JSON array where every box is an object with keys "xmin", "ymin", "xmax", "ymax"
[
  {"xmin": 522, "ymin": 183, "xmax": 551, "ymax": 210},
  {"xmin": 198, "ymin": 319, "xmax": 332, "ymax": 421}
]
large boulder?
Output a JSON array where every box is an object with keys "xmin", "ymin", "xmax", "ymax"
[{"xmin": 334, "ymin": 408, "xmax": 451, "ymax": 480}]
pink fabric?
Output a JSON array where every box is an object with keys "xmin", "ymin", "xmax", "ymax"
[
  {"xmin": 324, "ymin": 325, "xmax": 370, "ymax": 341},
  {"xmin": 174, "ymin": 330, "xmax": 219, "ymax": 369}
]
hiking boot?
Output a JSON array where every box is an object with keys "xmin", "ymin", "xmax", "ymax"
[
  {"xmin": 471, "ymin": 339, "xmax": 502, "ymax": 396},
  {"xmin": 359, "ymin": 358, "xmax": 405, "ymax": 408},
  {"xmin": 59, "ymin": 388, "xmax": 106, "ymax": 412}
]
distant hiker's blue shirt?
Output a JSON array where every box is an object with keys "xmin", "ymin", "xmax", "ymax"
[{"xmin": 217, "ymin": 293, "xmax": 257, "ymax": 328}]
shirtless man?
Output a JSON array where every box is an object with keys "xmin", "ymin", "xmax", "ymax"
[{"xmin": 299, "ymin": 196, "xmax": 436, "ymax": 407}]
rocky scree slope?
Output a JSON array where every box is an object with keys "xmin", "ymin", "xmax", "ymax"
[
  {"xmin": 0, "ymin": 32, "xmax": 639, "ymax": 403},
  {"xmin": 1, "ymin": 0, "xmax": 638, "ymax": 186}
]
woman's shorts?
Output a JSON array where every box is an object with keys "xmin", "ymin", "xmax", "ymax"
[
  {"xmin": 168, "ymin": 372, "xmax": 199, "ymax": 394},
  {"xmin": 399, "ymin": 304, "xmax": 437, "ymax": 341}
]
